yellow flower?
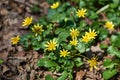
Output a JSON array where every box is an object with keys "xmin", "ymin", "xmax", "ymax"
[
  {"xmin": 87, "ymin": 57, "xmax": 98, "ymax": 71},
  {"xmin": 81, "ymin": 35, "xmax": 91, "ymax": 43},
  {"xmin": 51, "ymin": 2, "xmax": 59, "ymax": 9},
  {"xmin": 85, "ymin": 29, "xmax": 97, "ymax": 39},
  {"xmin": 70, "ymin": 28, "xmax": 79, "ymax": 39},
  {"xmin": 60, "ymin": 49, "xmax": 70, "ymax": 57},
  {"xmin": 11, "ymin": 35, "xmax": 20, "ymax": 45},
  {"xmin": 81, "ymin": 29, "xmax": 97, "ymax": 43},
  {"xmin": 76, "ymin": 8, "xmax": 87, "ymax": 18},
  {"xmin": 70, "ymin": 39, "xmax": 78, "ymax": 46},
  {"xmin": 22, "ymin": 17, "xmax": 33, "ymax": 27},
  {"xmin": 32, "ymin": 24, "xmax": 44, "ymax": 36},
  {"xmin": 105, "ymin": 21, "xmax": 114, "ymax": 30},
  {"xmin": 45, "ymin": 39, "xmax": 58, "ymax": 51}
]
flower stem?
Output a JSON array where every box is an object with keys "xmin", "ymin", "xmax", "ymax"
[
  {"xmin": 96, "ymin": 4, "xmax": 109, "ymax": 14},
  {"xmin": 71, "ymin": 53, "xmax": 89, "ymax": 60}
]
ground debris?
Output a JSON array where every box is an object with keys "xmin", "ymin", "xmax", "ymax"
[{"xmin": 75, "ymin": 70, "xmax": 86, "ymax": 80}]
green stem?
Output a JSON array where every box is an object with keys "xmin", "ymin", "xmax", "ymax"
[
  {"xmin": 71, "ymin": 53, "xmax": 89, "ymax": 60},
  {"xmin": 96, "ymin": 4, "xmax": 109, "ymax": 14}
]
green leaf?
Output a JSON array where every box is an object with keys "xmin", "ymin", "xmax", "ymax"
[
  {"xmin": 111, "ymin": 35, "xmax": 118, "ymax": 43},
  {"xmin": 37, "ymin": 58, "xmax": 46, "ymax": 66},
  {"xmin": 78, "ymin": 20, "xmax": 87, "ymax": 30},
  {"xmin": 100, "ymin": 44, "xmax": 108, "ymax": 49},
  {"xmin": 0, "ymin": 59, "xmax": 3, "ymax": 64},
  {"xmin": 76, "ymin": 42, "xmax": 86, "ymax": 53},
  {"xmin": 38, "ymin": 17, "xmax": 47, "ymax": 25},
  {"xmin": 111, "ymin": 35, "xmax": 120, "ymax": 48},
  {"xmin": 98, "ymin": 28, "xmax": 108, "ymax": 40},
  {"xmin": 103, "ymin": 59, "xmax": 116, "ymax": 69},
  {"xmin": 45, "ymin": 75, "xmax": 54, "ymax": 80},
  {"xmin": 20, "ymin": 33, "xmax": 33, "ymax": 49},
  {"xmin": 62, "ymin": 43, "xmax": 72, "ymax": 50},
  {"xmin": 79, "ymin": 1, "xmax": 86, "ymax": 8},
  {"xmin": 45, "ymin": 60, "xmax": 58, "ymax": 67},
  {"xmin": 55, "ymin": 28, "xmax": 65, "ymax": 34},
  {"xmin": 110, "ymin": 0, "xmax": 119, "ymax": 8},
  {"xmin": 68, "ymin": 73, "xmax": 73, "ymax": 80},
  {"xmin": 74, "ymin": 57, "xmax": 83, "ymax": 67},
  {"xmin": 40, "ymin": 41, "xmax": 46, "ymax": 49},
  {"xmin": 32, "ymin": 45, "xmax": 41, "ymax": 50},
  {"xmin": 58, "ymin": 30, "xmax": 69, "ymax": 42},
  {"xmin": 103, "ymin": 69, "xmax": 117, "ymax": 80},
  {"xmin": 64, "ymin": 61, "xmax": 74, "ymax": 70},
  {"xmin": 89, "ymin": 11, "xmax": 98, "ymax": 19},
  {"xmin": 47, "ymin": 9, "xmax": 66, "ymax": 22},
  {"xmin": 47, "ymin": 9, "xmax": 57, "ymax": 21},
  {"xmin": 37, "ymin": 58, "xmax": 58, "ymax": 67},
  {"xmin": 57, "ymin": 71, "xmax": 68, "ymax": 80},
  {"xmin": 107, "ymin": 46, "xmax": 120, "ymax": 58},
  {"xmin": 48, "ymin": 52, "xmax": 57, "ymax": 60}
]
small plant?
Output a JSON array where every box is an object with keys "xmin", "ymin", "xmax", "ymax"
[{"xmin": 10, "ymin": 0, "xmax": 120, "ymax": 79}]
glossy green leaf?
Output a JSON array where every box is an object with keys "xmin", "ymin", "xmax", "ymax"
[
  {"xmin": 55, "ymin": 28, "xmax": 65, "ymax": 34},
  {"xmin": 111, "ymin": 35, "xmax": 120, "ymax": 48},
  {"xmin": 62, "ymin": 43, "xmax": 72, "ymax": 50},
  {"xmin": 45, "ymin": 75, "xmax": 54, "ymax": 80},
  {"xmin": 37, "ymin": 58, "xmax": 46, "ymax": 66},
  {"xmin": 45, "ymin": 60, "xmax": 58, "ymax": 67},
  {"xmin": 98, "ymin": 28, "xmax": 108, "ymax": 40},
  {"xmin": 103, "ymin": 59, "xmax": 116, "ymax": 69},
  {"xmin": 107, "ymin": 46, "xmax": 120, "ymax": 58},
  {"xmin": 103, "ymin": 69, "xmax": 117, "ymax": 80},
  {"xmin": 37, "ymin": 58, "xmax": 58, "ymax": 67},
  {"xmin": 110, "ymin": 0, "xmax": 119, "ymax": 8},
  {"xmin": 100, "ymin": 44, "xmax": 108, "ymax": 49},
  {"xmin": 57, "ymin": 71, "xmax": 68, "ymax": 80},
  {"xmin": 74, "ymin": 57, "xmax": 83, "ymax": 67},
  {"xmin": 76, "ymin": 42, "xmax": 86, "ymax": 53},
  {"xmin": 79, "ymin": 1, "xmax": 86, "ymax": 8},
  {"xmin": 58, "ymin": 30, "xmax": 69, "ymax": 42}
]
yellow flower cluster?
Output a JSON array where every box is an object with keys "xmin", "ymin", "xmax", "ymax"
[
  {"xmin": 76, "ymin": 8, "xmax": 87, "ymax": 18},
  {"xmin": 105, "ymin": 21, "xmax": 114, "ymax": 30},
  {"xmin": 70, "ymin": 28, "xmax": 79, "ymax": 46},
  {"xmin": 22, "ymin": 17, "xmax": 33, "ymax": 27},
  {"xmin": 32, "ymin": 24, "xmax": 44, "ymax": 36},
  {"xmin": 82, "ymin": 29, "xmax": 97, "ymax": 43},
  {"xmin": 51, "ymin": 2, "xmax": 60, "ymax": 9},
  {"xmin": 87, "ymin": 57, "xmax": 98, "ymax": 71},
  {"xmin": 45, "ymin": 39, "xmax": 58, "ymax": 51},
  {"xmin": 11, "ymin": 35, "xmax": 20, "ymax": 45},
  {"xmin": 59, "ymin": 49, "xmax": 70, "ymax": 57}
]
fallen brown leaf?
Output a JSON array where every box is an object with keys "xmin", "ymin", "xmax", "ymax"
[{"xmin": 75, "ymin": 70, "xmax": 85, "ymax": 80}]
